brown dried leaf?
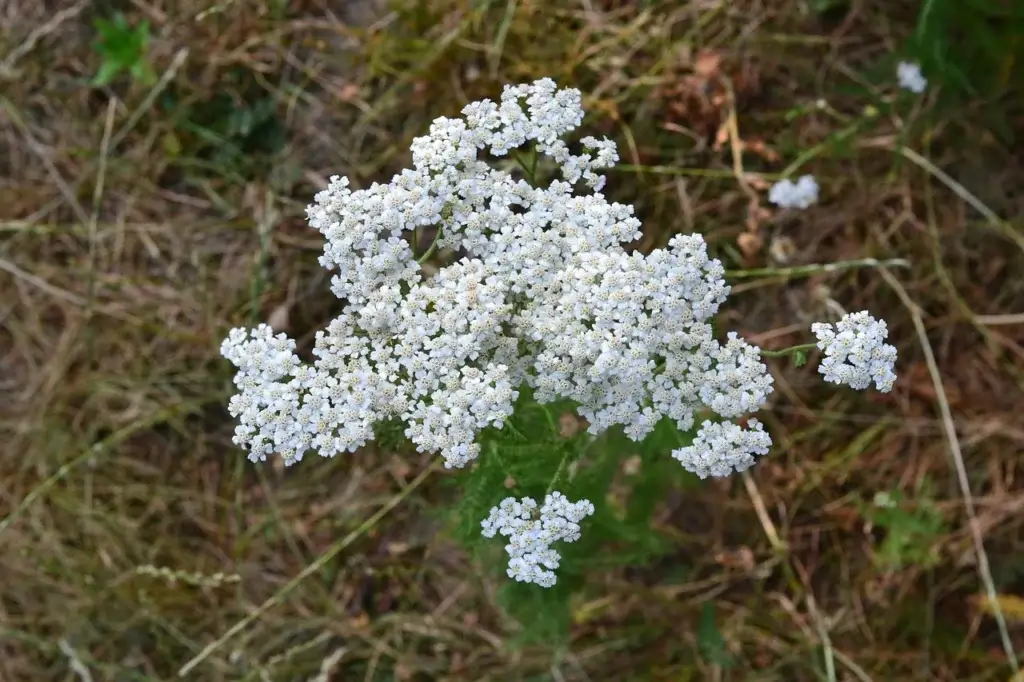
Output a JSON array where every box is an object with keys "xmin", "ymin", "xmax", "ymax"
[
  {"xmin": 266, "ymin": 302, "xmax": 290, "ymax": 332},
  {"xmin": 749, "ymin": 204, "xmax": 772, "ymax": 231},
  {"xmin": 694, "ymin": 49, "xmax": 723, "ymax": 79},
  {"xmin": 386, "ymin": 541, "xmax": 410, "ymax": 556},
  {"xmin": 746, "ymin": 174, "xmax": 772, "ymax": 191},
  {"xmin": 337, "ymin": 82, "xmax": 361, "ymax": 102},
  {"xmin": 737, "ymin": 231, "xmax": 763, "ymax": 258},
  {"xmin": 713, "ymin": 120, "xmax": 729, "ymax": 150},
  {"xmin": 348, "ymin": 612, "xmax": 371, "ymax": 630},
  {"xmin": 715, "ymin": 546, "xmax": 756, "ymax": 570},
  {"xmin": 743, "ymin": 138, "xmax": 780, "ymax": 162},
  {"xmin": 558, "ymin": 412, "xmax": 581, "ymax": 438}
]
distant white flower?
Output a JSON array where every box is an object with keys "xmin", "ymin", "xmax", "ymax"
[
  {"xmin": 811, "ymin": 311, "xmax": 897, "ymax": 392},
  {"xmin": 768, "ymin": 174, "xmax": 819, "ymax": 209},
  {"xmin": 481, "ymin": 492, "xmax": 595, "ymax": 587},
  {"xmin": 897, "ymin": 61, "xmax": 927, "ymax": 94}
]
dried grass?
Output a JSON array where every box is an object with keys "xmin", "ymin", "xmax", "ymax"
[{"xmin": 1, "ymin": 0, "xmax": 1022, "ymax": 679}]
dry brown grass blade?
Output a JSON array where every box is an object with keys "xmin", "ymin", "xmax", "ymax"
[
  {"xmin": 741, "ymin": 470, "xmax": 783, "ymax": 552},
  {"xmin": 879, "ymin": 267, "xmax": 1020, "ymax": 675},
  {"xmin": 177, "ymin": 458, "xmax": 442, "ymax": 678},
  {"xmin": 0, "ymin": 402, "xmax": 213, "ymax": 538},
  {"xmin": 0, "ymin": 1, "xmax": 88, "ymax": 78},
  {"xmin": 861, "ymin": 138, "xmax": 1024, "ymax": 258},
  {"xmin": 0, "ymin": 96, "xmax": 90, "ymax": 225},
  {"xmin": 973, "ymin": 313, "xmax": 1024, "ymax": 326},
  {"xmin": 0, "ymin": 258, "xmax": 85, "ymax": 305}
]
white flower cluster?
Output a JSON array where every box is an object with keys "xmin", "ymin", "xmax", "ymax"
[
  {"xmin": 768, "ymin": 175, "xmax": 819, "ymax": 209},
  {"xmin": 811, "ymin": 311, "xmax": 898, "ymax": 393},
  {"xmin": 480, "ymin": 492, "xmax": 595, "ymax": 587},
  {"xmin": 221, "ymin": 78, "xmax": 777, "ymax": 478},
  {"xmin": 897, "ymin": 61, "xmax": 927, "ymax": 94},
  {"xmin": 671, "ymin": 418, "xmax": 772, "ymax": 479}
]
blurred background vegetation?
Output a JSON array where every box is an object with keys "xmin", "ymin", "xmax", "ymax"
[{"xmin": 1, "ymin": 0, "xmax": 1023, "ymax": 680}]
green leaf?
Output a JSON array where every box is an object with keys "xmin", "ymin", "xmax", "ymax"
[
  {"xmin": 497, "ymin": 577, "xmax": 577, "ymax": 649},
  {"xmin": 161, "ymin": 131, "xmax": 183, "ymax": 158},
  {"xmin": 697, "ymin": 602, "xmax": 734, "ymax": 667},
  {"xmin": 811, "ymin": 0, "xmax": 848, "ymax": 14},
  {"xmin": 129, "ymin": 59, "xmax": 156, "ymax": 86},
  {"xmin": 90, "ymin": 12, "xmax": 152, "ymax": 87},
  {"xmin": 91, "ymin": 60, "xmax": 123, "ymax": 87},
  {"xmin": 861, "ymin": 484, "xmax": 946, "ymax": 569},
  {"xmin": 93, "ymin": 18, "xmax": 113, "ymax": 38}
]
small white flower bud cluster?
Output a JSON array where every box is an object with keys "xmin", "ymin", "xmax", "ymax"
[
  {"xmin": 897, "ymin": 61, "xmax": 927, "ymax": 94},
  {"xmin": 222, "ymin": 78, "xmax": 778, "ymax": 476},
  {"xmin": 811, "ymin": 311, "xmax": 898, "ymax": 393},
  {"xmin": 768, "ymin": 175, "xmax": 819, "ymax": 209},
  {"xmin": 671, "ymin": 418, "xmax": 771, "ymax": 479},
  {"xmin": 480, "ymin": 492, "xmax": 595, "ymax": 587}
]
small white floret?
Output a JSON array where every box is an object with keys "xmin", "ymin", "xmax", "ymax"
[
  {"xmin": 671, "ymin": 418, "xmax": 772, "ymax": 479},
  {"xmin": 768, "ymin": 175, "xmax": 819, "ymax": 209},
  {"xmin": 811, "ymin": 311, "xmax": 898, "ymax": 392},
  {"xmin": 480, "ymin": 492, "xmax": 595, "ymax": 587},
  {"xmin": 897, "ymin": 61, "xmax": 927, "ymax": 94}
]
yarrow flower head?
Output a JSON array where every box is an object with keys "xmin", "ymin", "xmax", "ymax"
[
  {"xmin": 481, "ymin": 492, "xmax": 595, "ymax": 587},
  {"xmin": 221, "ymin": 78, "xmax": 776, "ymax": 476},
  {"xmin": 217, "ymin": 78, "xmax": 904, "ymax": 589},
  {"xmin": 768, "ymin": 175, "xmax": 819, "ymax": 209},
  {"xmin": 896, "ymin": 61, "xmax": 927, "ymax": 94},
  {"xmin": 672, "ymin": 418, "xmax": 771, "ymax": 479},
  {"xmin": 811, "ymin": 311, "xmax": 898, "ymax": 392}
]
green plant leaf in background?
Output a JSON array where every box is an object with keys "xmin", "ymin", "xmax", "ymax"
[
  {"xmin": 861, "ymin": 486, "xmax": 946, "ymax": 570},
  {"xmin": 697, "ymin": 601, "xmax": 735, "ymax": 668},
  {"xmin": 910, "ymin": 0, "xmax": 1024, "ymax": 100},
  {"xmin": 91, "ymin": 12, "xmax": 156, "ymax": 87},
  {"xmin": 156, "ymin": 67, "xmax": 288, "ymax": 186}
]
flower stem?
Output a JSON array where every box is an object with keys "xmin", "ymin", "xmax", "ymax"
[
  {"xmin": 726, "ymin": 257, "xmax": 910, "ymax": 280},
  {"xmin": 760, "ymin": 342, "xmax": 818, "ymax": 358},
  {"xmin": 417, "ymin": 226, "xmax": 443, "ymax": 264},
  {"xmin": 544, "ymin": 449, "xmax": 571, "ymax": 498},
  {"xmin": 514, "ymin": 144, "xmax": 538, "ymax": 185}
]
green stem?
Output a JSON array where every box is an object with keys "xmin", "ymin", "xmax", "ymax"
[
  {"xmin": 612, "ymin": 165, "xmax": 764, "ymax": 180},
  {"xmin": 780, "ymin": 108, "xmax": 878, "ymax": 179},
  {"xmin": 726, "ymin": 257, "xmax": 910, "ymax": 280},
  {"xmin": 544, "ymin": 448, "xmax": 572, "ymax": 498},
  {"xmin": 760, "ymin": 342, "xmax": 818, "ymax": 358},
  {"xmin": 417, "ymin": 226, "xmax": 443, "ymax": 264},
  {"xmin": 544, "ymin": 431, "xmax": 601, "ymax": 498},
  {"xmin": 514, "ymin": 145, "xmax": 538, "ymax": 186}
]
